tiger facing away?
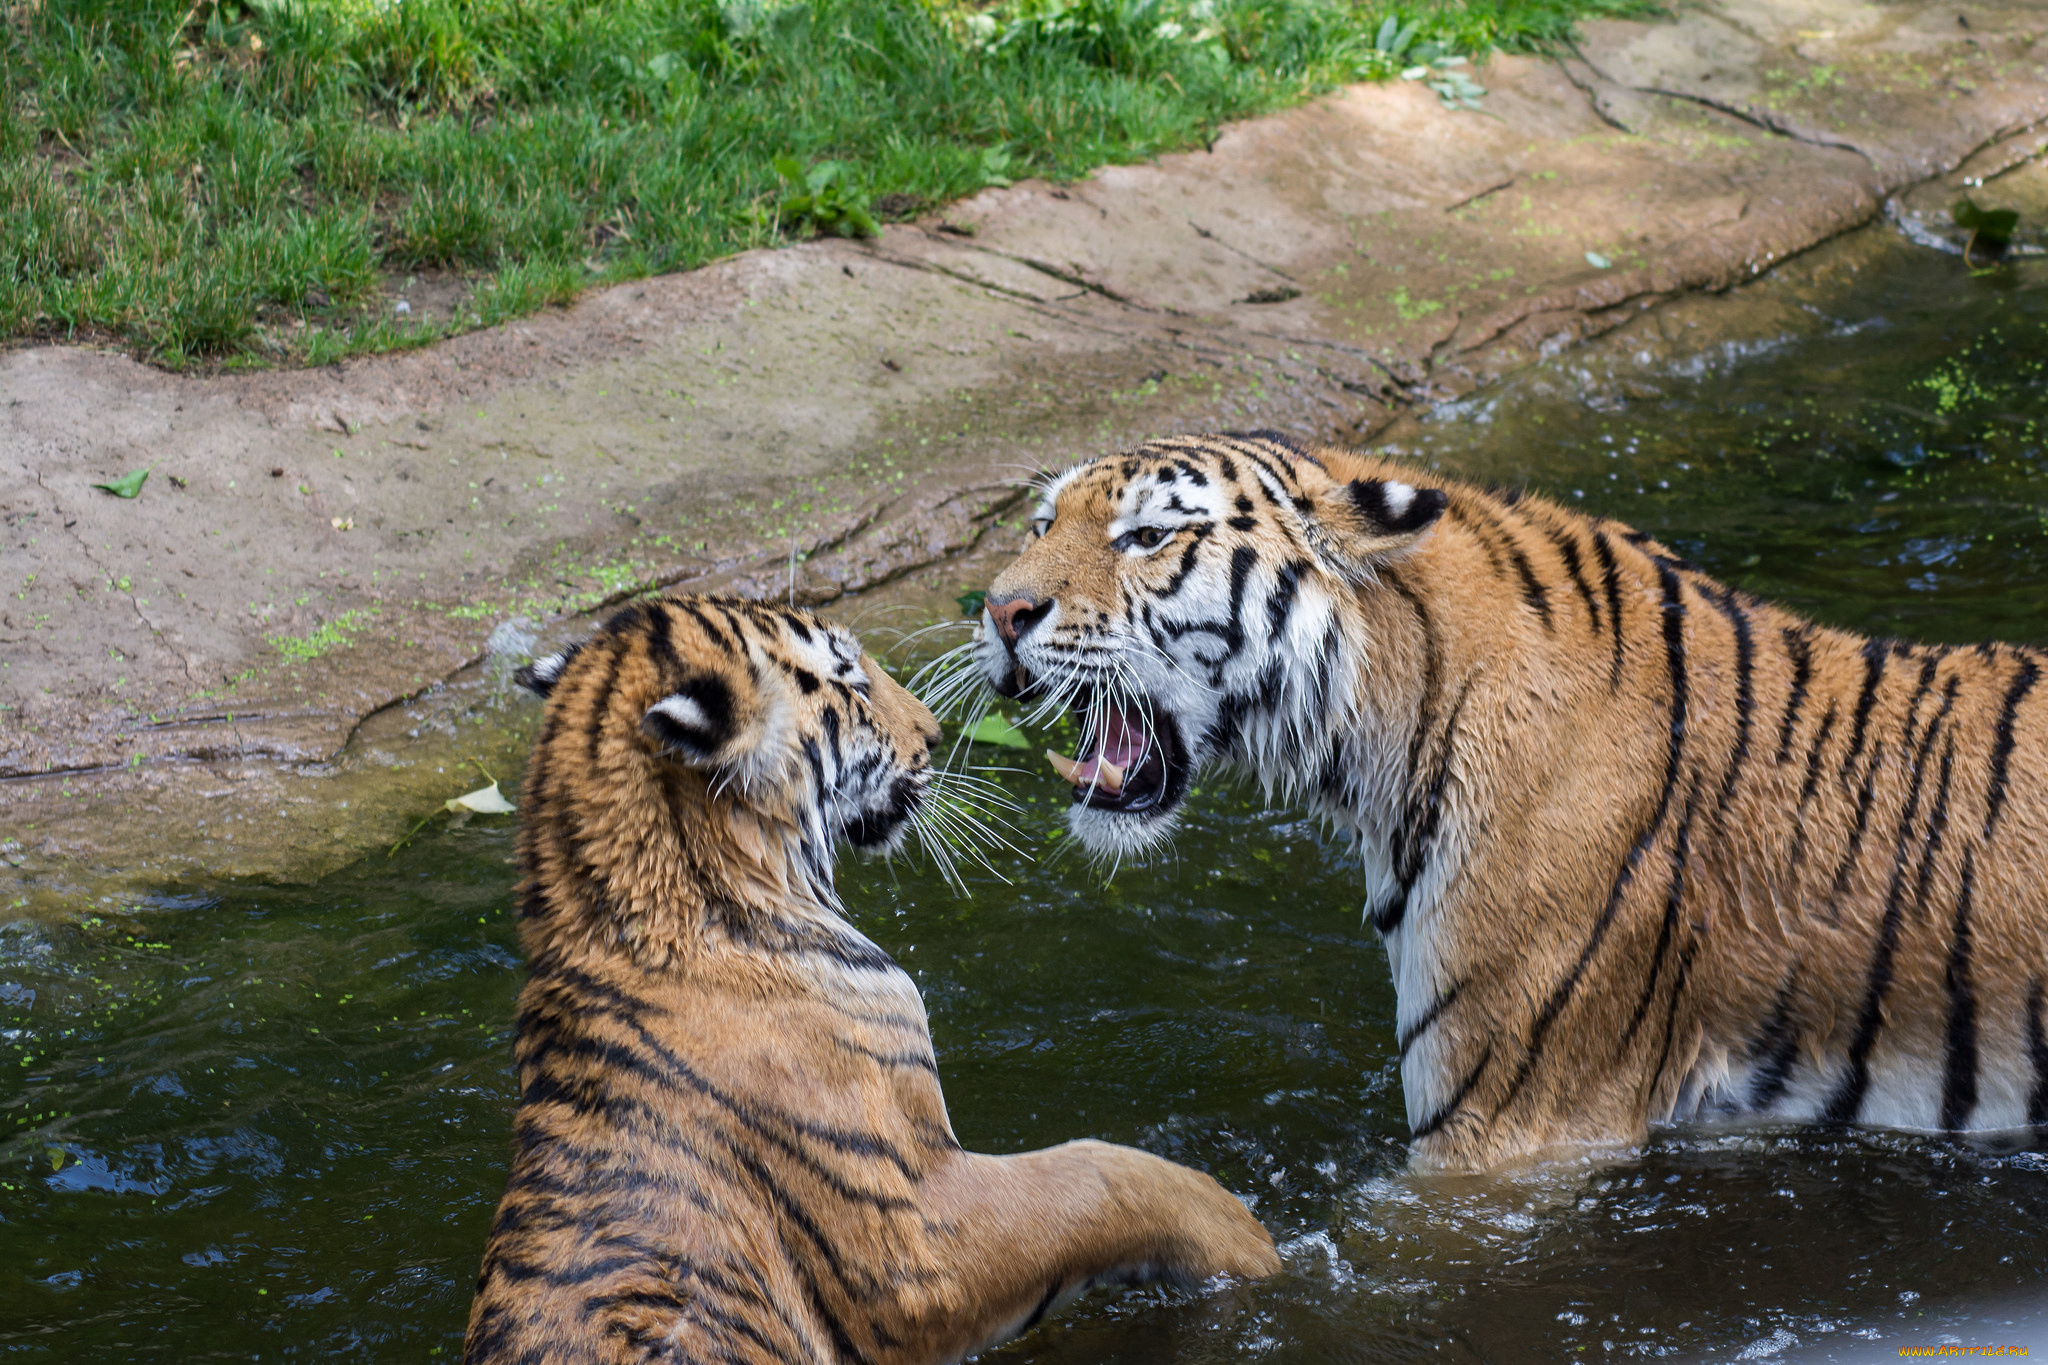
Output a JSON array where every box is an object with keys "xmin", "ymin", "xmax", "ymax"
[
  {"xmin": 963, "ymin": 431, "xmax": 2048, "ymax": 1171},
  {"xmin": 464, "ymin": 594, "xmax": 1279, "ymax": 1365}
]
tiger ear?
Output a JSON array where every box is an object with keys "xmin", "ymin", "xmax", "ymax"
[
  {"xmin": 514, "ymin": 642, "xmax": 584, "ymax": 698},
  {"xmin": 1300, "ymin": 467, "xmax": 1447, "ymax": 577},
  {"xmin": 641, "ymin": 664, "xmax": 792, "ymax": 787}
]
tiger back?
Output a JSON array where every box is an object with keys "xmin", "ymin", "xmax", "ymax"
[
  {"xmin": 965, "ymin": 432, "xmax": 2048, "ymax": 1170},
  {"xmin": 463, "ymin": 594, "xmax": 1279, "ymax": 1364}
]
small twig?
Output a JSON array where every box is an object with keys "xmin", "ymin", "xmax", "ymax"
[{"xmin": 388, "ymin": 811, "xmax": 437, "ymax": 858}]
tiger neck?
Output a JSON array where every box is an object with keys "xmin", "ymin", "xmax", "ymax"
[{"xmin": 525, "ymin": 771, "xmax": 845, "ymax": 972}]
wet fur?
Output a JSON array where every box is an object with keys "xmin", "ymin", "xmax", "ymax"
[
  {"xmin": 975, "ymin": 433, "xmax": 2048, "ymax": 1170},
  {"xmin": 464, "ymin": 594, "xmax": 1278, "ymax": 1364}
]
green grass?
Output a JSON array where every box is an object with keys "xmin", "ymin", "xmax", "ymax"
[{"xmin": 0, "ymin": 0, "xmax": 1656, "ymax": 367}]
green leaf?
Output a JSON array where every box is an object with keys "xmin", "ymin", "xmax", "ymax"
[
  {"xmin": 1374, "ymin": 15, "xmax": 1399, "ymax": 51},
  {"xmin": 92, "ymin": 468, "xmax": 149, "ymax": 498},
  {"xmin": 772, "ymin": 155, "xmax": 805, "ymax": 186},
  {"xmin": 956, "ymin": 588, "xmax": 988, "ymax": 618},
  {"xmin": 1585, "ymin": 250, "xmax": 1612, "ymax": 269},
  {"xmin": 836, "ymin": 205, "xmax": 879, "ymax": 238},
  {"xmin": 965, "ymin": 713, "xmax": 1030, "ymax": 750}
]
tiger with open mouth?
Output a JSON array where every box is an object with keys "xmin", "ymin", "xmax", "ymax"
[
  {"xmin": 463, "ymin": 594, "xmax": 1278, "ymax": 1364},
  {"xmin": 953, "ymin": 431, "xmax": 2048, "ymax": 1171}
]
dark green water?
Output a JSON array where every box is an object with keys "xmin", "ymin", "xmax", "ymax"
[{"xmin": 6, "ymin": 230, "xmax": 2048, "ymax": 1362}]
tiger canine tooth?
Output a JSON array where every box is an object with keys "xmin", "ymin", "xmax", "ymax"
[
  {"xmin": 1096, "ymin": 757, "xmax": 1126, "ymax": 792},
  {"xmin": 1046, "ymin": 749, "xmax": 1084, "ymax": 785}
]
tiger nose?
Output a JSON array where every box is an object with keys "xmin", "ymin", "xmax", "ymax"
[{"xmin": 987, "ymin": 594, "xmax": 1051, "ymax": 648}]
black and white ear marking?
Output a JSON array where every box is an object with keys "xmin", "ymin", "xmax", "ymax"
[
  {"xmin": 641, "ymin": 674, "xmax": 737, "ymax": 762},
  {"xmin": 1348, "ymin": 478, "xmax": 1447, "ymax": 535},
  {"xmin": 513, "ymin": 643, "xmax": 583, "ymax": 698}
]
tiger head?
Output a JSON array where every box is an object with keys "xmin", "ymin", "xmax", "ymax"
[
  {"xmin": 517, "ymin": 597, "xmax": 942, "ymax": 887},
  {"xmin": 973, "ymin": 433, "xmax": 1445, "ymax": 855}
]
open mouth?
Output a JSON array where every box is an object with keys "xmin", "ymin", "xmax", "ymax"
[{"xmin": 1042, "ymin": 694, "xmax": 1185, "ymax": 815}]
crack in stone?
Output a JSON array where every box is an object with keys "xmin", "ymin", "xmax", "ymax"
[
  {"xmin": 955, "ymin": 242, "xmax": 1164, "ymax": 311},
  {"xmin": 1187, "ymin": 220, "xmax": 1298, "ymax": 280},
  {"xmin": 1554, "ymin": 48, "xmax": 1641, "ymax": 135},
  {"xmin": 862, "ymin": 243, "xmax": 1056, "ymax": 305},
  {"xmin": 1635, "ymin": 86, "xmax": 1880, "ymax": 171},
  {"xmin": 1441, "ymin": 178, "xmax": 1521, "ymax": 214}
]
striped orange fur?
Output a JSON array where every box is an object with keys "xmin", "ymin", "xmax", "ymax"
[
  {"xmin": 463, "ymin": 594, "xmax": 1278, "ymax": 1364},
  {"xmin": 967, "ymin": 432, "xmax": 2048, "ymax": 1170}
]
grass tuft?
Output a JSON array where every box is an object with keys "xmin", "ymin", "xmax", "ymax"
[{"xmin": 1, "ymin": 0, "xmax": 1659, "ymax": 365}]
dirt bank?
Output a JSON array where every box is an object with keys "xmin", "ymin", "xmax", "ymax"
[{"xmin": 4, "ymin": 0, "xmax": 2046, "ymax": 914}]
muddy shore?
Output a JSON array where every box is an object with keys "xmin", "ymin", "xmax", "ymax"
[{"xmin": 4, "ymin": 0, "xmax": 2046, "ymax": 914}]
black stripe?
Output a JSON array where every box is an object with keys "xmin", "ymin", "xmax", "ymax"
[
  {"xmin": 1702, "ymin": 586, "xmax": 1756, "ymax": 825},
  {"xmin": 1899, "ymin": 652, "xmax": 1940, "ymax": 755},
  {"xmin": 1939, "ymin": 844, "xmax": 1981, "ymax": 1131},
  {"xmin": 484, "ymin": 1247, "xmax": 662, "ymax": 1289},
  {"xmin": 1385, "ymin": 569, "xmax": 1442, "ymax": 792},
  {"xmin": 1234, "ymin": 450, "xmax": 1300, "ymax": 508},
  {"xmin": 497, "ymin": 1158, "xmax": 714, "ymax": 1210},
  {"xmin": 1644, "ymin": 935, "xmax": 1700, "ymax": 1117},
  {"xmin": 1265, "ymin": 560, "xmax": 1307, "ymax": 643},
  {"xmin": 2028, "ymin": 979, "xmax": 2048, "ymax": 1129},
  {"xmin": 1840, "ymin": 638, "xmax": 1895, "ymax": 784},
  {"xmin": 1821, "ymin": 684, "xmax": 1957, "ymax": 1125},
  {"xmin": 1747, "ymin": 975, "xmax": 1802, "ymax": 1110},
  {"xmin": 1396, "ymin": 978, "xmax": 1467, "ymax": 1060},
  {"xmin": 1795, "ymin": 702, "xmax": 1837, "ymax": 816},
  {"xmin": 1498, "ymin": 561, "xmax": 1689, "ymax": 1116},
  {"xmin": 715, "ymin": 1142, "xmax": 880, "ymax": 1365},
  {"xmin": 1019, "ymin": 1278, "xmax": 1065, "ymax": 1332},
  {"xmin": 1157, "ymin": 544, "xmax": 1254, "ymax": 673},
  {"xmin": 1910, "ymin": 711, "xmax": 1960, "ymax": 915},
  {"xmin": 586, "ymin": 646, "xmax": 627, "ymax": 765},
  {"xmin": 1461, "ymin": 499, "xmax": 1553, "ymax": 631},
  {"xmin": 1984, "ymin": 652, "xmax": 2040, "ymax": 839},
  {"xmin": 1621, "ymin": 780, "xmax": 1698, "ymax": 1051},
  {"xmin": 1220, "ymin": 427, "xmax": 1306, "ymax": 455},
  {"xmin": 644, "ymin": 600, "xmax": 677, "ymax": 670},
  {"xmin": 679, "ymin": 602, "xmax": 737, "ymax": 654},
  {"xmin": 1450, "ymin": 499, "xmax": 1507, "ymax": 577},
  {"xmin": 1152, "ymin": 523, "xmax": 1213, "ymax": 601},
  {"xmin": 1411, "ymin": 1043, "xmax": 1493, "ymax": 1140},
  {"xmin": 525, "ymin": 960, "xmax": 657, "ymax": 1023},
  {"xmin": 831, "ymin": 1036, "xmax": 940, "ymax": 1074},
  {"xmin": 1776, "ymin": 624, "xmax": 1815, "ymax": 764},
  {"xmin": 1591, "ymin": 528, "xmax": 1626, "ymax": 690},
  {"xmin": 520, "ymin": 1003, "xmax": 931, "ymax": 1185},
  {"xmin": 1531, "ymin": 513, "xmax": 1600, "ymax": 632},
  {"xmin": 1378, "ymin": 676, "xmax": 1473, "ymax": 936},
  {"xmin": 1821, "ymin": 742, "xmax": 1886, "ymax": 917}
]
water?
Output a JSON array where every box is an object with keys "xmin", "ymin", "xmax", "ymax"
[{"xmin": 6, "ymin": 228, "xmax": 2048, "ymax": 1362}]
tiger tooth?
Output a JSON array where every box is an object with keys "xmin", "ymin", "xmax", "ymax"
[
  {"xmin": 1096, "ymin": 757, "xmax": 1126, "ymax": 792},
  {"xmin": 1045, "ymin": 749, "xmax": 1084, "ymax": 785}
]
